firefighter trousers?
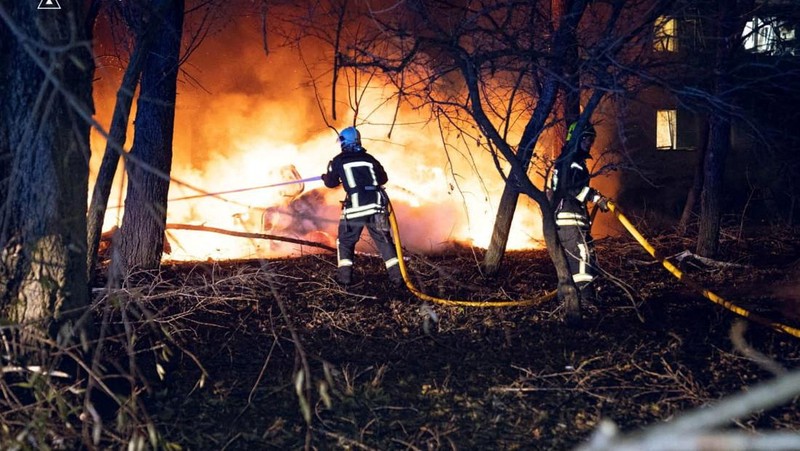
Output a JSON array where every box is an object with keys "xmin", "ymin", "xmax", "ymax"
[
  {"xmin": 557, "ymin": 223, "xmax": 597, "ymax": 303},
  {"xmin": 336, "ymin": 212, "xmax": 401, "ymax": 285}
]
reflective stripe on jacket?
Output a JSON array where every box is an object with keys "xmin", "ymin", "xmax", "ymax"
[
  {"xmin": 551, "ymin": 156, "xmax": 599, "ymax": 226},
  {"xmin": 323, "ymin": 148, "xmax": 389, "ymax": 219}
]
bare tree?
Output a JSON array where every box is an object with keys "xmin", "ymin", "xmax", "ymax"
[
  {"xmin": 678, "ymin": 118, "xmax": 709, "ymax": 233},
  {"xmin": 0, "ymin": 0, "xmax": 95, "ymax": 342},
  {"xmin": 85, "ymin": 1, "xmax": 172, "ymax": 284},
  {"xmin": 111, "ymin": 0, "xmax": 185, "ymax": 280},
  {"xmin": 695, "ymin": 0, "xmax": 755, "ymax": 257},
  {"xmin": 282, "ymin": 0, "xmax": 671, "ymax": 322},
  {"xmin": 88, "ymin": 0, "xmax": 239, "ymax": 284}
]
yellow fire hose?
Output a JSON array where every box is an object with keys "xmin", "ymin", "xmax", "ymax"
[
  {"xmin": 387, "ymin": 199, "xmax": 800, "ymax": 339},
  {"xmin": 388, "ymin": 205, "xmax": 557, "ymax": 308},
  {"xmin": 606, "ymin": 200, "xmax": 800, "ymax": 338}
]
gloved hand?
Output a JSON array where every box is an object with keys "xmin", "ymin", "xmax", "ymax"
[
  {"xmin": 595, "ymin": 196, "xmax": 610, "ymax": 212},
  {"xmin": 321, "ymin": 173, "xmax": 328, "ymax": 185}
]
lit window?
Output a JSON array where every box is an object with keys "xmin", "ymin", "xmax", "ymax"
[
  {"xmin": 656, "ymin": 110, "xmax": 676, "ymax": 150},
  {"xmin": 743, "ymin": 17, "xmax": 797, "ymax": 55},
  {"xmin": 654, "ymin": 16, "xmax": 677, "ymax": 52},
  {"xmin": 744, "ymin": 17, "xmax": 776, "ymax": 52}
]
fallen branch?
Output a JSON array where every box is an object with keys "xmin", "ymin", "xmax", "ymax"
[
  {"xmin": 577, "ymin": 357, "xmax": 800, "ymax": 451},
  {"xmin": 165, "ymin": 223, "xmax": 336, "ymax": 252},
  {"xmin": 730, "ymin": 320, "xmax": 786, "ymax": 377},
  {"xmin": 671, "ymin": 250, "xmax": 749, "ymax": 269}
]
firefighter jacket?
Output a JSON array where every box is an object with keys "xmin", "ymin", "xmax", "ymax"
[
  {"xmin": 322, "ymin": 147, "xmax": 389, "ymax": 220},
  {"xmin": 550, "ymin": 153, "xmax": 602, "ymax": 228}
]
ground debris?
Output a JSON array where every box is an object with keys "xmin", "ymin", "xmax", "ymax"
[{"xmin": 96, "ymin": 225, "xmax": 800, "ymax": 449}]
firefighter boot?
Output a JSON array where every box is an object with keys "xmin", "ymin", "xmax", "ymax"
[
  {"xmin": 388, "ymin": 265, "xmax": 403, "ymax": 289},
  {"xmin": 336, "ymin": 266, "xmax": 352, "ymax": 286},
  {"xmin": 578, "ymin": 282, "xmax": 597, "ymax": 309}
]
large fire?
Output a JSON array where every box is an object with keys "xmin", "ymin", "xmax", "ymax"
[{"xmin": 89, "ymin": 15, "xmax": 556, "ymax": 262}]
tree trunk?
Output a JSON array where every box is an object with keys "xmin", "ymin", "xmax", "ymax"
[
  {"xmin": 695, "ymin": 0, "xmax": 750, "ymax": 257},
  {"xmin": 0, "ymin": 0, "xmax": 95, "ymax": 339},
  {"xmin": 696, "ymin": 116, "xmax": 730, "ymax": 257},
  {"xmin": 542, "ymin": 206, "xmax": 582, "ymax": 325},
  {"xmin": 678, "ymin": 116, "xmax": 710, "ymax": 233},
  {"xmin": 481, "ymin": 80, "xmax": 563, "ymax": 276},
  {"xmin": 483, "ymin": 187, "xmax": 522, "ymax": 275},
  {"xmin": 86, "ymin": 11, "xmax": 162, "ymax": 285},
  {"xmin": 113, "ymin": 0, "xmax": 184, "ymax": 278},
  {"xmin": 482, "ymin": 0, "xmax": 581, "ymax": 276}
]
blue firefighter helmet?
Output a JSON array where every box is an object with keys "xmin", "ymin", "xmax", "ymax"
[{"xmin": 338, "ymin": 126, "xmax": 362, "ymax": 152}]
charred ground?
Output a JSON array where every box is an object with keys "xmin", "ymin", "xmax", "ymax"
[{"xmin": 98, "ymin": 225, "xmax": 800, "ymax": 450}]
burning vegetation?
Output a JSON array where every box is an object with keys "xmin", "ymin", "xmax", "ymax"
[{"xmin": 90, "ymin": 9, "xmax": 557, "ymax": 263}]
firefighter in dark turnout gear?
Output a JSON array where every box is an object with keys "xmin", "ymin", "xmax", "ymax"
[
  {"xmin": 550, "ymin": 122, "xmax": 609, "ymax": 305},
  {"xmin": 322, "ymin": 127, "xmax": 403, "ymax": 287}
]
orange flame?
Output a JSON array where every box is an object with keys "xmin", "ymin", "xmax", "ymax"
[{"xmin": 89, "ymin": 19, "xmax": 562, "ymax": 261}]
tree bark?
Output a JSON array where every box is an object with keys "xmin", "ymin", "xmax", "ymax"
[
  {"xmin": 482, "ymin": 0, "xmax": 583, "ymax": 276},
  {"xmin": 86, "ymin": 6, "xmax": 164, "ymax": 285},
  {"xmin": 696, "ymin": 116, "xmax": 730, "ymax": 257},
  {"xmin": 695, "ymin": 0, "xmax": 752, "ymax": 257},
  {"xmin": 483, "ymin": 187, "xmax": 523, "ymax": 275},
  {"xmin": 0, "ymin": 1, "xmax": 95, "ymax": 339},
  {"xmin": 113, "ymin": 0, "xmax": 184, "ymax": 279},
  {"xmin": 678, "ymin": 116, "xmax": 709, "ymax": 233}
]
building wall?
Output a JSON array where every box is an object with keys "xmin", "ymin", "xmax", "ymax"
[{"xmin": 607, "ymin": 4, "xmax": 800, "ymax": 226}]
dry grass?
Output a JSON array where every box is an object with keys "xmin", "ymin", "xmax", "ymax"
[{"xmin": 2, "ymin": 224, "xmax": 800, "ymax": 449}]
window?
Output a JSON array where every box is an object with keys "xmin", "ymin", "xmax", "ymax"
[
  {"xmin": 656, "ymin": 110, "xmax": 677, "ymax": 150},
  {"xmin": 654, "ymin": 16, "xmax": 678, "ymax": 52},
  {"xmin": 656, "ymin": 109, "xmax": 701, "ymax": 151},
  {"xmin": 743, "ymin": 17, "xmax": 797, "ymax": 55}
]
